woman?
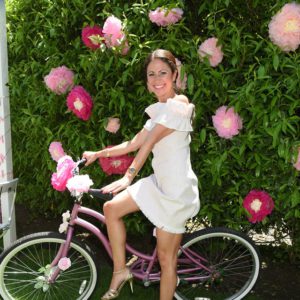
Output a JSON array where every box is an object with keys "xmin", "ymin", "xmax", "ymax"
[{"xmin": 83, "ymin": 49, "xmax": 200, "ymax": 300}]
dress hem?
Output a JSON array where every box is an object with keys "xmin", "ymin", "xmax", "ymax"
[{"xmin": 127, "ymin": 188, "xmax": 186, "ymax": 234}]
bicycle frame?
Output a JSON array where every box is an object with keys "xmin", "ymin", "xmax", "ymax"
[{"xmin": 48, "ymin": 194, "xmax": 214, "ymax": 285}]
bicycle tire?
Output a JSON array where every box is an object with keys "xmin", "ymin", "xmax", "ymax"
[
  {"xmin": 0, "ymin": 231, "xmax": 98, "ymax": 300},
  {"xmin": 174, "ymin": 227, "xmax": 260, "ymax": 300}
]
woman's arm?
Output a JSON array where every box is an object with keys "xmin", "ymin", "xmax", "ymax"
[
  {"xmin": 101, "ymin": 124, "xmax": 174, "ymax": 194},
  {"xmin": 82, "ymin": 128, "xmax": 149, "ymax": 166}
]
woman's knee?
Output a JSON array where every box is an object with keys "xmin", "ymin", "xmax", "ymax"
[
  {"xmin": 103, "ymin": 201, "xmax": 118, "ymax": 219},
  {"xmin": 157, "ymin": 248, "xmax": 177, "ymax": 270}
]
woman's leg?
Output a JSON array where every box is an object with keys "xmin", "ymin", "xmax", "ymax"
[
  {"xmin": 156, "ymin": 228, "xmax": 182, "ymax": 300},
  {"xmin": 103, "ymin": 190, "xmax": 139, "ymax": 290}
]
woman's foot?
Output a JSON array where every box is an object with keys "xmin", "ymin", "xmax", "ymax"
[{"xmin": 101, "ymin": 268, "xmax": 133, "ymax": 300}]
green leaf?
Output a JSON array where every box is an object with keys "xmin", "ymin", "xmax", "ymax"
[
  {"xmin": 273, "ymin": 54, "xmax": 279, "ymax": 71},
  {"xmin": 187, "ymin": 74, "xmax": 194, "ymax": 95}
]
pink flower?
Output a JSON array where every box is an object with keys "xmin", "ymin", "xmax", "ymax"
[
  {"xmin": 49, "ymin": 141, "xmax": 66, "ymax": 162},
  {"xmin": 105, "ymin": 117, "xmax": 120, "ymax": 133},
  {"xmin": 103, "ymin": 15, "xmax": 124, "ymax": 47},
  {"xmin": 66, "ymin": 86, "xmax": 93, "ymax": 121},
  {"xmin": 58, "ymin": 257, "xmax": 71, "ymax": 271},
  {"xmin": 243, "ymin": 190, "xmax": 274, "ymax": 223},
  {"xmin": 99, "ymin": 146, "xmax": 134, "ymax": 175},
  {"xmin": 268, "ymin": 2, "xmax": 300, "ymax": 52},
  {"xmin": 212, "ymin": 106, "xmax": 243, "ymax": 139},
  {"xmin": 149, "ymin": 7, "xmax": 183, "ymax": 27},
  {"xmin": 51, "ymin": 156, "xmax": 76, "ymax": 192},
  {"xmin": 198, "ymin": 37, "xmax": 224, "ymax": 67},
  {"xmin": 175, "ymin": 58, "xmax": 187, "ymax": 91},
  {"xmin": 44, "ymin": 66, "xmax": 74, "ymax": 95},
  {"xmin": 81, "ymin": 25, "xmax": 104, "ymax": 50},
  {"xmin": 293, "ymin": 147, "xmax": 300, "ymax": 170},
  {"xmin": 66, "ymin": 175, "xmax": 94, "ymax": 193}
]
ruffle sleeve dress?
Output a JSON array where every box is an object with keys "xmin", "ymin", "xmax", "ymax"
[{"xmin": 127, "ymin": 98, "xmax": 200, "ymax": 234}]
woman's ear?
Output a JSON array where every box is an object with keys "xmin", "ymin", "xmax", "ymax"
[{"xmin": 172, "ymin": 70, "xmax": 178, "ymax": 82}]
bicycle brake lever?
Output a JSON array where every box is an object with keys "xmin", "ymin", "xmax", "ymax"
[{"xmin": 88, "ymin": 189, "xmax": 113, "ymax": 201}]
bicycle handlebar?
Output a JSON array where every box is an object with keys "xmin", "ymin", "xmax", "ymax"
[{"xmin": 77, "ymin": 158, "xmax": 87, "ymax": 168}]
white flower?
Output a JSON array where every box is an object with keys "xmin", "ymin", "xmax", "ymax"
[
  {"xmin": 62, "ymin": 210, "xmax": 70, "ymax": 223},
  {"xmin": 66, "ymin": 174, "xmax": 94, "ymax": 193},
  {"xmin": 58, "ymin": 221, "xmax": 69, "ymax": 233}
]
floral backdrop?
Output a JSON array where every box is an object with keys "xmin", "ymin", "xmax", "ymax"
[{"xmin": 6, "ymin": 0, "xmax": 300, "ymax": 260}]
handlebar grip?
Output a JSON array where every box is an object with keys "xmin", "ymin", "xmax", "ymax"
[
  {"xmin": 88, "ymin": 189, "xmax": 114, "ymax": 201},
  {"xmin": 77, "ymin": 158, "xmax": 87, "ymax": 168}
]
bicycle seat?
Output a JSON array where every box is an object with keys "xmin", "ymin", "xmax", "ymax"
[{"xmin": 88, "ymin": 189, "xmax": 113, "ymax": 201}]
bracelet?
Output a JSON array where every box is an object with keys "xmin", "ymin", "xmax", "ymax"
[{"xmin": 105, "ymin": 150, "xmax": 110, "ymax": 158}]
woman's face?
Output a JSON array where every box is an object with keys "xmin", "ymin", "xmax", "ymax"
[{"xmin": 146, "ymin": 58, "xmax": 177, "ymax": 102}]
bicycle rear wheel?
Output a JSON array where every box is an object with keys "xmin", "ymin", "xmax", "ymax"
[
  {"xmin": 0, "ymin": 231, "xmax": 98, "ymax": 300},
  {"xmin": 175, "ymin": 227, "xmax": 260, "ymax": 300}
]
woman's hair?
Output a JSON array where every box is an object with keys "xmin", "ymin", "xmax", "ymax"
[{"xmin": 144, "ymin": 49, "xmax": 177, "ymax": 78}]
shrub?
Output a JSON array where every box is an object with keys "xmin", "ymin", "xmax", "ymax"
[{"xmin": 6, "ymin": 0, "xmax": 300, "ymax": 260}]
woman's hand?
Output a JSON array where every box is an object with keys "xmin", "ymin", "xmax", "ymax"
[
  {"xmin": 82, "ymin": 151, "xmax": 99, "ymax": 166},
  {"xmin": 101, "ymin": 176, "xmax": 132, "ymax": 195}
]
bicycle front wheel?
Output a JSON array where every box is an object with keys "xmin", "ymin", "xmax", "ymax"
[
  {"xmin": 175, "ymin": 227, "xmax": 260, "ymax": 300},
  {"xmin": 0, "ymin": 231, "xmax": 98, "ymax": 300}
]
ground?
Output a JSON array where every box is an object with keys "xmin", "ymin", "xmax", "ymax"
[{"xmin": 14, "ymin": 204, "xmax": 300, "ymax": 300}]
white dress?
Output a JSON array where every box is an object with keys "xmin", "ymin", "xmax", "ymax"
[{"xmin": 127, "ymin": 98, "xmax": 200, "ymax": 234}]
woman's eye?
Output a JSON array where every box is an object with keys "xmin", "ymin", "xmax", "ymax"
[{"xmin": 147, "ymin": 73, "xmax": 154, "ymax": 77}]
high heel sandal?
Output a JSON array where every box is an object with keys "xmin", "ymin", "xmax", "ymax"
[{"xmin": 101, "ymin": 268, "xmax": 133, "ymax": 300}]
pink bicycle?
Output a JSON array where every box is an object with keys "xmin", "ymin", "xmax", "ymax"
[{"xmin": 0, "ymin": 159, "xmax": 260, "ymax": 300}]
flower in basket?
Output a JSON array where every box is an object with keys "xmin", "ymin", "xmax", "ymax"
[
  {"xmin": 175, "ymin": 58, "xmax": 187, "ymax": 91},
  {"xmin": 99, "ymin": 147, "xmax": 134, "ymax": 175},
  {"xmin": 44, "ymin": 66, "xmax": 74, "ymax": 95},
  {"xmin": 81, "ymin": 25, "xmax": 104, "ymax": 50},
  {"xmin": 105, "ymin": 117, "xmax": 121, "ymax": 133},
  {"xmin": 212, "ymin": 106, "xmax": 243, "ymax": 139},
  {"xmin": 51, "ymin": 155, "xmax": 76, "ymax": 192},
  {"xmin": 243, "ymin": 190, "xmax": 274, "ymax": 223},
  {"xmin": 198, "ymin": 37, "xmax": 224, "ymax": 67},
  {"xmin": 66, "ymin": 86, "xmax": 93, "ymax": 121},
  {"xmin": 149, "ymin": 7, "xmax": 183, "ymax": 27},
  {"xmin": 58, "ymin": 257, "xmax": 71, "ymax": 271},
  {"xmin": 49, "ymin": 141, "xmax": 66, "ymax": 162},
  {"xmin": 66, "ymin": 174, "xmax": 94, "ymax": 194},
  {"xmin": 268, "ymin": 2, "xmax": 300, "ymax": 52}
]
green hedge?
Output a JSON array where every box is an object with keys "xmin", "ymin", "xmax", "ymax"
[{"xmin": 6, "ymin": 0, "xmax": 300, "ymax": 259}]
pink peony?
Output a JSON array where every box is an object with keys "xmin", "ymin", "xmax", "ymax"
[
  {"xmin": 268, "ymin": 2, "xmax": 300, "ymax": 52},
  {"xmin": 58, "ymin": 257, "xmax": 71, "ymax": 271},
  {"xmin": 49, "ymin": 141, "xmax": 66, "ymax": 162},
  {"xmin": 105, "ymin": 117, "xmax": 121, "ymax": 133},
  {"xmin": 51, "ymin": 155, "xmax": 76, "ymax": 192},
  {"xmin": 243, "ymin": 190, "xmax": 274, "ymax": 223},
  {"xmin": 99, "ymin": 146, "xmax": 134, "ymax": 175},
  {"xmin": 212, "ymin": 106, "xmax": 243, "ymax": 139},
  {"xmin": 66, "ymin": 175, "xmax": 94, "ymax": 193},
  {"xmin": 66, "ymin": 86, "xmax": 93, "ymax": 121},
  {"xmin": 149, "ymin": 7, "xmax": 183, "ymax": 27},
  {"xmin": 175, "ymin": 58, "xmax": 187, "ymax": 91},
  {"xmin": 198, "ymin": 37, "xmax": 224, "ymax": 67},
  {"xmin": 44, "ymin": 66, "xmax": 74, "ymax": 95},
  {"xmin": 81, "ymin": 25, "xmax": 104, "ymax": 50},
  {"xmin": 103, "ymin": 15, "xmax": 125, "ymax": 47},
  {"xmin": 293, "ymin": 147, "xmax": 300, "ymax": 170}
]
